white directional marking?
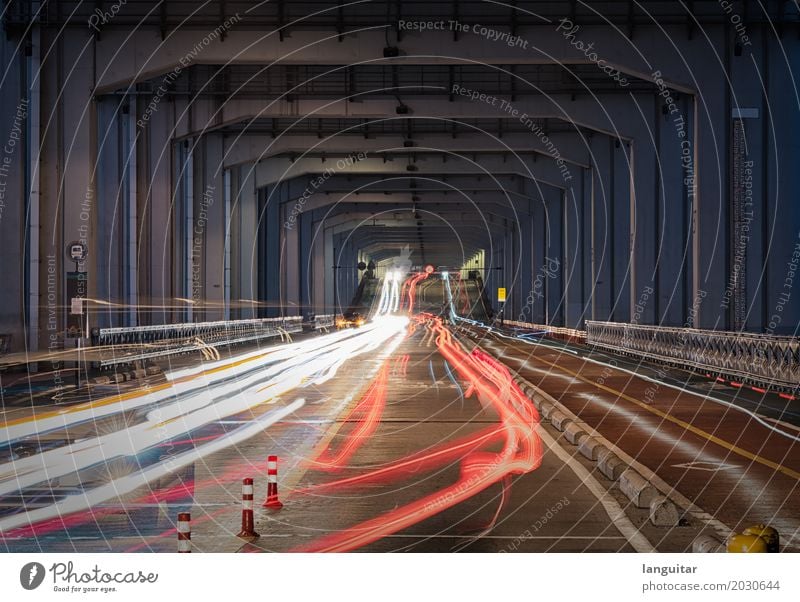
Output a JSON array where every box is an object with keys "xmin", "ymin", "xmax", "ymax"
[{"xmin": 671, "ymin": 461, "xmax": 741, "ymax": 472}]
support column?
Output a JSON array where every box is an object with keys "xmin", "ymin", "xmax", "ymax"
[
  {"xmin": 656, "ymin": 92, "xmax": 692, "ymax": 327},
  {"xmin": 611, "ymin": 141, "xmax": 632, "ymax": 322},
  {"xmin": 629, "ymin": 95, "xmax": 659, "ymax": 326},
  {"xmin": 257, "ymin": 183, "xmax": 281, "ymax": 318},
  {"xmin": 590, "ymin": 135, "xmax": 614, "ymax": 322},
  {"xmin": 235, "ymin": 163, "xmax": 258, "ymax": 319},
  {"xmin": 563, "ymin": 168, "xmax": 584, "ymax": 328},
  {"xmin": 692, "ymin": 31, "xmax": 730, "ymax": 329}
]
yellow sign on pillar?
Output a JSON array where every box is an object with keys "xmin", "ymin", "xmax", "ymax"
[{"xmin": 497, "ymin": 287, "xmax": 507, "ymax": 303}]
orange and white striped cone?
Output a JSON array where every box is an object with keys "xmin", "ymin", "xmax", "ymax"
[
  {"xmin": 177, "ymin": 512, "xmax": 191, "ymax": 553},
  {"xmin": 237, "ymin": 478, "xmax": 259, "ymax": 538},
  {"xmin": 262, "ymin": 455, "xmax": 283, "ymax": 509}
]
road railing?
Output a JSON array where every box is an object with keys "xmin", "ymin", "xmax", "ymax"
[
  {"xmin": 312, "ymin": 314, "xmax": 336, "ymax": 330},
  {"xmin": 94, "ymin": 317, "xmax": 303, "ymax": 366},
  {"xmin": 502, "ymin": 320, "xmax": 587, "ymax": 343},
  {"xmin": 585, "ymin": 321, "xmax": 799, "ymax": 392}
]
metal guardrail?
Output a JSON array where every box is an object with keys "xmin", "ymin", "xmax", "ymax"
[
  {"xmin": 502, "ymin": 320, "xmax": 587, "ymax": 343},
  {"xmin": 585, "ymin": 321, "xmax": 800, "ymax": 392},
  {"xmin": 94, "ymin": 317, "xmax": 303, "ymax": 366},
  {"xmin": 312, "ymin": 314, "xmax": 336, "ymax": 330}
]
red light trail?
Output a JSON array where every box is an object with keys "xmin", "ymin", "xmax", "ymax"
[
  {"xmin": 313, "ymin": 363, "xmax": 390, "ymax": 471},
  {"xmin": 404, "ymin": 271, "xmax": 429, "ymax": 314},
  {"xmin": 296, "ymin": 316, "xmax": 542, "ymax": 552}
]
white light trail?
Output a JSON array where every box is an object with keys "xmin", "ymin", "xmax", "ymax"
[
  {"xmin": 0, "ymin": 318, "xmax": 409, "ymax": 502},
  {"xmin": 1, "ymin": 326, "xmax": 374, "ymax": 445},
  {"xmin": 0, "ymin": 399, "xmax": 306, "ymax": 533}
]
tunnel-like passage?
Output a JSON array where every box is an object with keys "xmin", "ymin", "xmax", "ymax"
[{"xmin": 0, "ymin": 0, "xmax": 798, "ymax": 567}]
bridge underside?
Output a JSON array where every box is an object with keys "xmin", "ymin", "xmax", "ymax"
[{"xmin": 0, "ymin": 0, "xmax": 798, "ymax": 565}]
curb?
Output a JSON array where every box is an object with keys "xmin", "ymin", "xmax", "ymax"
[{"xmin": 457, "ymin": 333, "xmax": 708, "ymax": 536}]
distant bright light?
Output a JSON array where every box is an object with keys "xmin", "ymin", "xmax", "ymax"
[
  {"xmin": 441, "ymin": 271, "xmax": 449, "ymax": 279},
  {"xmin": 424, "ymin": 264, "xmax": 434, "ymax": 274}
]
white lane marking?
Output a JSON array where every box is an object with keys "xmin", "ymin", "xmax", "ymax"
[
  {"xmin": 386, "ymin": 534, "xmax": 627, "ymax": 539},
  {"xmin": 671, "ymin": 461, "xmax": 742, "ymax": 472},
  {"xmin": 535, "ymin": 424, "xmax": 656, "ymax": 553},
  {"xmin": 762, "ymin": 415, "xmax": 800, "ymax": 433}
]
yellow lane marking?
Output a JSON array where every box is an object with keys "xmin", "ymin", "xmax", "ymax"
[{"xmin": 500, "ymin": 339, "xmax": 800, "ymax": 481}]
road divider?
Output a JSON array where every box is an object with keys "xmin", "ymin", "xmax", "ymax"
[
  {"xmin": 563, "ymin": 422, "xmax": 588, "ymax": 445},
  {"xmin": 577, "ymin": 436, "xmax": 604, "ymax": 461},
  {"xmin": 597, "ymin": 448, "xmax": 627, "ymax": 480},
  {"xmin": 540, "ymin": 402, "xmax": 555, "ymax": 420},
  {"xmin": 549, "ymin": 410, "xmax": 572, "ymax": 431},
  {"xmin": 692, "ymin": 534, "xmax": 724, "ymax": 553},
  {"xmin": 507, "ymin": 367, "xmax": 732, "ymax": 539},
  {"xmin": 649, "ymin": 496, "xmax": 681, "ymax": 527},
  {"xmin": 619, "ymin": 468, "xmax": 658, "ymax": 508}
]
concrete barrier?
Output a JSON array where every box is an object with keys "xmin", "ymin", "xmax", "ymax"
[
  {"xmin": 578, "ymin": 436, "xmax": 605, "ymax": 461},
  {"xmin": 563, "ymin": 422, "xmax": 588, "ymax": 445},
  {"xmin": 520, "ymin": 376, "xmax": 686, "ymax": 531},
  {"xmin": 597, "ymin": 448, "xmax": 627, "ymax": 481},
  {"xmin": 540, "ymin": 403, "xmax": 555, "ymax": 420},
  {"xmin": 649, "ymin": 495, "xmax": 681, "ymax": 526},
  {"xmin": 549, "ymin": 410, "xmax": 572, "ymax": 431},
  {"xmin": 619, "ymin": 468, "xmax": 658, "ymax": 508},
  {"xmin": 692, "ymin": 535, "xmax": 724, "ymax": 553}
]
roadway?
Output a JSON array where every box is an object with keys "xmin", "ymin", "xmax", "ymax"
[
  {"xmin": 467, "ymin": 323, "xmax": 800, "ymax": 550},
  {"xmin": 0, "ymin": 272, "xmax": 797, "ymax": 552}
]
